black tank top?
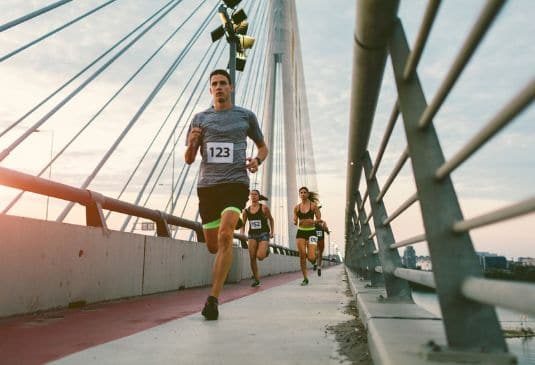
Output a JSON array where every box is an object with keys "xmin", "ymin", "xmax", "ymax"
[
  {"xmin": 246, "ymin": 204, "xmax": 270, "ymax": 234},
  {"xmin": 297, "ymin": 203, "xmax": 315, "ymax": 220}
]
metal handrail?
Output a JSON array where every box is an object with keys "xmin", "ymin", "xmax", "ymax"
[
  {"xmin": 435, "ymin": 80, "xmax": 535, "ymax": 180},
  {"xmin": 402, "ymin": 0, "xmax": 442, "ymax": 80},
  {"xmin": 462, "ymin": 276, "xmax": 535, "ymax": 317},
  {"xmin": 382, "ymin": 192, "xmax": 418, "ymax": 226},
  {"xmin": 375, "ymin": 147, "xmax": 409, "ymax": 203},
  {"xmin": 369, "ymin": 101, "xmax": 399, "ymax": 181},
  {"xmin": 453, "ymin": 197, "xmax": 535, "ymax": 233},
  {"xmin": 346, "ymin": 0, "xmax": 532, "ymax": 354},
  {"xmin": 394, "ymin": 267, "xmax": 436, "ymax": 289},
  {"xmin": 418, "ymin": 0, "xmax": 506, "ymax": 129},
  {"xmin": 0, "ymin": 166, "xmax": 205, "ymax": 239},
  {"xmin": 389, "ymin": 234, "xmax": 426, "ymax": 249}
]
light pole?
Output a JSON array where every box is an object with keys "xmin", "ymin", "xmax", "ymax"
[{"xmin": 210, "ymin": 0, "xmax": 255, "ymax": 102}]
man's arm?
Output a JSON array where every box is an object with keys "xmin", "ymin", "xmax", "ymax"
[
  {"xmin": 184, "ymin": 127, "xmax": 202, "ymax": 164},
  {"xmin": 246, "ymin": 140, "xmax": 268, "ymax": 172}
]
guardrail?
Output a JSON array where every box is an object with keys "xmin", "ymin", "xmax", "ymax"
[
  {"xmin": 0, "ymin": 165, "xmax": 309, "ymax": 258},
  {"xmin": 345, "ymin": 0, "xmax": 534, "ymax": 360}
]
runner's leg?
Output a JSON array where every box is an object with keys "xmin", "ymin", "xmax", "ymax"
[
  {"xmin": 248, "ymin": 238, "xmax": 259, "ymax": 281},
  {"xmin": 210, "ymin": 209, "xmax": 240, "ymax": 298}
]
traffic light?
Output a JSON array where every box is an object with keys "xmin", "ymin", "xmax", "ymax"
[{"xmin": 210, "ymin": 4, "xmax": 255, "ymax": 72}]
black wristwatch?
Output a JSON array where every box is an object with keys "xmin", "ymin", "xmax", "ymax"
[{"xmin": 255, "ymin": 157, "xmax": 262, "ymax": 165}]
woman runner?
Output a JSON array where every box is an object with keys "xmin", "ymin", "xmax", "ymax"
[
  {"xmin": 240, "ymin": 190, "xmax": 274, "ymax": 287},
  {"xmin": 293, "ymin": 186, "xmax": 321, "ymax": 286},
  {"xmin": 314, "ymin": 219, "xmax": 330, "ymax": 276}
]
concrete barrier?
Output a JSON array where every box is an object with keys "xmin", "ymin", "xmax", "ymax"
[{"xmin": 0, "ymin": 214, "xmax": 302, "ymax": 317}]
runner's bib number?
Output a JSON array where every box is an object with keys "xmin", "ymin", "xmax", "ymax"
[
  {"xmin": 206, "ymin": 142, "xmax": 233, "ymax": 163},
  {"xmin": 250, "ymin": 220, "xmax": 262, "ymax": 229},
  {"xmin": 316, "ymin": 231, "xmax": 323, "ymax": 237},
  {"xmin": 309, "ymin": 236, "xmax": 318, "ymax": 245}
]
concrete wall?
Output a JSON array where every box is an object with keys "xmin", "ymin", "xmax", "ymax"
[{"xmin": 0, "ymin": 215, "xmax": 301, "ymax": 317}]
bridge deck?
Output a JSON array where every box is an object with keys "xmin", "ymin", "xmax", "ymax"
[{"xmin": 1, "ymin": 266, "xmax": 362, "ymax": 365}]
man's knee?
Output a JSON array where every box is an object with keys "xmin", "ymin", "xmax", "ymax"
[{"xmin": 218, "ymin": 228, "xmax": 234, "ymax": 245}]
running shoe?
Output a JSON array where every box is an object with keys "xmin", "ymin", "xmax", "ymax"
[
  {"xmin": 300, "ymin": 278, "xmax": 309, "ymax": 286},
  {"xmin": 201, "ymin": 295, "xmax": 219, "ymax": 320},
  {"xmin": 251, "ymin": 279, "xmax": 261, "ymax": 287},
  {"xmin": 317, "ymin": 268, "xmax": 322, "ymax": 277},
  {"xmin": 313, "ymin": 264, "xmax": 317, "ymax": 271}
]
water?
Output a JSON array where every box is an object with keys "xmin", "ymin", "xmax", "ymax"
[{"xmin": 412, "ymin": 291, "xmax": 535, "ymax": 364}]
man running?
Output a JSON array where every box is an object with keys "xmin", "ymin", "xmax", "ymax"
[{"xmin": 185, "ymin": 69, "xmax": 268, "ymax": 320}]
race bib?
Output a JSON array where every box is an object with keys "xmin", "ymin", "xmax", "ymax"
[
  {"xmin": 206, "ymin": 142, "xmax": 233, "ymax": 163},
  {"xmin": 250, "ymin": 220, "xmax": 262, "ymax": 229},
  {"xmin": 316, "ymin": 231, "xmax": 323, "ymax": 237},
  {"xmin": 309, "ymin": 236, "xmax": 318, "ymax": 245}
]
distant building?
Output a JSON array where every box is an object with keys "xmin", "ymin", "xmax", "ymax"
[
  {"xmin": 518, "ymin": 257, "xmax": 535, "ymax": 267},
  {"xmin": 477, "ymin": 252, "xmax": 507, "ymax": 270},
  {"xmin": 402, "ymin": 246, "xmax": 417, "ymax": 269}
]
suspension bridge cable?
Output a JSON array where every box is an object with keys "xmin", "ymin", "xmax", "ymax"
[
  {"xmin": 0, "ymin": 0, "xmax": 185, "ymax": 163},
  {"xmin": 122, "ymin": 43, "xmax": 226, "ymax": 231},
  {"xmin": 0, "ymin": 0, "xmax": 179, "ymax": 139},
  {"xmin": 249, "ymin": 11, "xmax": 272, "ymax": 188},
  {"xmin": 0, "ymin": 0, "xmax": 119, "ymax": 63},
  {"xmin": 172, "ymin": 169, "xmax": 200, "ymax": 239},
  {"xmin": 0, "ymin": 0, "xmax": 73, "ymax": 33},
  {"xmin": 124, "ymin": 42, "xmax": 225, "ymax": 230},
  {"xmin": 129, "ymin": 159, "xmax": 189, "ymax": 233},
  {"xmin": 2, "ymin": 0, "xmax": 209, "ymax": 214},
  {"xmin": 104, "ymin": 38, "xmax": 217, "ymax": 220},
  {"xmin": 236, "ymin": 0, "xmax": 265, "ymax": 106},
  {"xmin": 56, "ymin": 4, "xmax": 211, "ymax": 222}
]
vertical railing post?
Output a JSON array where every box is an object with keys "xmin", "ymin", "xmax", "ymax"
[
  {"xmin": 388, "ymin": 20, "xmax": 506, "ymax": 350},
  {"xmin": 356, "ymin": 192, "xmax": 383, "ymax": 287},
  {"xmin": 362, "ymin": 151, "xmax": 411, "ymax": 300},
  {"xmin": 347, "ymin": 208, "xmax": 361, "ymax": 272}
]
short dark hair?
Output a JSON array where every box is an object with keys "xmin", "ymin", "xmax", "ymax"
[{"xmin": 210, "ymin": 69, "xmax": 232, "ymax": 85}]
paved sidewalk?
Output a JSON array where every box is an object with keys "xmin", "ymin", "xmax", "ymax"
[{"xmin": 52, "ymin": 266, "xmax": 357, "ymax": 365}]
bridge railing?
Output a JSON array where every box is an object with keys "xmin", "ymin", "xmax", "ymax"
[
  {"xmin": 0, "ymin": 165, "xmax": 307, "ymax": 257},
  {"xmin": 345, "ymin": 0, "xmax": 534, "ymax": 357}
]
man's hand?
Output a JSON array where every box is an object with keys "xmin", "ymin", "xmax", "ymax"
[
  {"xmin": 245, "ymin": 157, "xmax": 260, "ymax": 173},
  {"xmin": 270, "ymin": 232, "xmax": 274, "ymax": 239},
  {"xmin": 187, "ymin": 127, "xmax": 202, "ymax": 146}
]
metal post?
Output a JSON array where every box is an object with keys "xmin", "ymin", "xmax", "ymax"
[
  {"xmin": 389, "ymin": 19, "xmax": 506, "ymax": 351},
  {"xmin": 362, "ymin": 151, "xmax": 410, "ymax": 300},
  {"xmin": 356, "ymin": 192, "xmax": 383, "ymax": 287},
  {"xmin": 229, "ymin": 39, "xmax": 236, "ymax": 103}
]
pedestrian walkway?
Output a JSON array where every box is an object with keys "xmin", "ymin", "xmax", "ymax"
[{"xmin": 49, "ymin": 265, "xmax": 357, "ymax": 365}]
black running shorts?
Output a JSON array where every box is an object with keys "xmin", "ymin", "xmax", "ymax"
[
  {"xmin": 296, "ymin": 229, "xmax": 316, "ymax": 240},
  {"xmin": 197, "ymin": 183, "xmax": 249, "ymax": 225}
]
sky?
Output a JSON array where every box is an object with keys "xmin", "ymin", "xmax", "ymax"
[{"xmin": 0, "ymin": 0, "xmax": 533, "ymax": 259}]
